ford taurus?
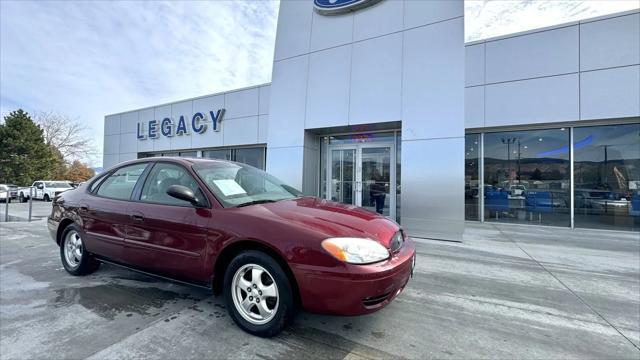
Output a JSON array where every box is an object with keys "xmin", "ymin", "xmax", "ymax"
[{"xmin": 48, "ymin": 157, "xmax": 415, "ymax": 337}]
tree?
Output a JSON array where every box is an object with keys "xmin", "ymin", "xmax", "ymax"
[
  {"xmin": 65, "ymin": 160, "xmax": 95, "ymax": 183},
  {"xmin": 33, "ymin": 111, "xmax": 94, "ymax": 163},
  {"xmin": 0, "ymin": 109, "xmax": 61, "ymax": 185}
]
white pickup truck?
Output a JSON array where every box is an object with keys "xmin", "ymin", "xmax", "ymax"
[{"xmin": 18, "ymin": 181, "xmax": 74, "ymax": 202}]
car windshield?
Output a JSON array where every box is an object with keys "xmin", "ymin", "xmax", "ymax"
[
  {"xmin": 44, "ymin": 181, "xmax": 72, "ymax": 188},
  {"xmin": 192, "ymin": 162, "xmax": 302, "ymax": 207}
]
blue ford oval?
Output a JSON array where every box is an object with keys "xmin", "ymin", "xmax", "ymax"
[{"xmin": 314, "ymin": 0, "xmax": 381, "ymax": 15}]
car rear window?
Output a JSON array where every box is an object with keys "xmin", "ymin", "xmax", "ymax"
[{"xmin": 95, "ymin": 163, "xmax": 147, "ymax": 200}]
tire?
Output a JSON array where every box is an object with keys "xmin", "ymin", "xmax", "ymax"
[
  {"xmin": 224, "ymin": 250, "xmax": 296, "ymax": 337},
  {"xmin": 19, "ymin": 193, "xmax": 25, "ymax": 203},
  {"xmin": 60, "ymin": 224, "xmax": 100, "ymax": 276},
  {"xmin": 43, "ymin": 194, "xmax": 50, "ymax": 202}
]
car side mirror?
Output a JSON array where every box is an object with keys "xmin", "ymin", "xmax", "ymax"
[{"xmin": 166, "ymin": 185, "xmax": 201, "ymax": 206}]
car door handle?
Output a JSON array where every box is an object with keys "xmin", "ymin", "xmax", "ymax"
[
  {"xmin": 130, "ymin": 214, "xmax": 144, "ymax": 222},
  {"xmin": 79, "ymin": 205, "xmax": 89, "ymax": 212}
]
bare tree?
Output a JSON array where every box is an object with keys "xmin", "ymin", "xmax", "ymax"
[{"xmin": 33, "ymin": 111, "xmax": 95, "ymax": 163}]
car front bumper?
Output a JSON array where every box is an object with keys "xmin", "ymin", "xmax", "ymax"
[{"xmin": 292, "ymin": 239, "xmax": 416, "ymax": 315}]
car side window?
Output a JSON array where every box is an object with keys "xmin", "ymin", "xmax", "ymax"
[
  {"xmin": 89, "ymin": 176, "xmax": 104, "ymax": 193},
  {"xmin": 140, "ymin": 163, "xmax": 206, "ymax": 206},
  {"xmin": 96, "ymin": 163, "xmax": 147, "ymax": 200}
]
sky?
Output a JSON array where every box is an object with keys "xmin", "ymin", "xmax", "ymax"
[{"xmin": 1, "ymin": 0, "xmax": 638, "ymax": 167}]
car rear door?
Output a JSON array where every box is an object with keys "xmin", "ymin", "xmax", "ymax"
[
  {"xmin": 81, "ymin": 163, "xmax": 149, "ymax": 261},
  {"xmin": 123, "ymin": 162, "xmax": 213, "ymax": 283}
]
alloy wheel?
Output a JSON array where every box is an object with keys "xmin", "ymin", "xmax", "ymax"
[
  {"xmin": 231, "ymin": 264, "xmax": 279, "ymax": 325},
  {"xmin": 64, "ymin": 230, "xmax": 83, "ymax": 268}
]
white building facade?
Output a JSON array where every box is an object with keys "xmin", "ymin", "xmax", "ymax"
[{"xmin": 104, "ymin": 1, "xmax": 640, "ymax": 238}]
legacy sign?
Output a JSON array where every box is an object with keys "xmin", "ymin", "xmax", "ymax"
[{"xmin": 137, "ymin": 109, "xmax": 225, "ymax": 140}]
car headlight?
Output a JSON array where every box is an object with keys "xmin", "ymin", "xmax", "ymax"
[{"xmin": 321, "ymin": 237, "xmax": 390, "ymax": 264}]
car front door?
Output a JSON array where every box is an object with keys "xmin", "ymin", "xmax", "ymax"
[
  {"xmin": 123, "ymin": 162, "xmax": 213, "ymax": 283},
  {"xmin": 81, "ymin": 163, "xmax": 149, "ymax": 261},
  {"xmin": 33, "ymin": 182, "xmax": 43, "ymax": 199}
]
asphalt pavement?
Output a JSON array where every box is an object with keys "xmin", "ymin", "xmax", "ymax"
[{"xmin": 0, "ymin": 220, "xmax": 638, "ymax": 359}]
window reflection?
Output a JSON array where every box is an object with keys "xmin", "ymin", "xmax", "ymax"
[
  {"xmin": 202, "ymin": 149, "xmax": 232, "ymax": 161},
  {"xmin": 179, "ymin": 151, "xmax": 197, "ymax": 158},
  {"xmin": 484, "ymin": 128, "xmax": 570, "ymax": 226},
  {"xmin": 234, "ymin": 147, "xmax": 266, "ymax": 170},
  {"xmin": 574, "ymin": 123, "xmax": 640, "ymax": 231},
  {"xmin": 202, "ymin": 147, "xmax": 265, "ymax": 170}
]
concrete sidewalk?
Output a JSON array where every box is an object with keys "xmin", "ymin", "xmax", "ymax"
[
  {"xmin": 0, "ymin": 220, "xmax": 638, "ymax": 359},
  {"xmin": 0, "ymin": 201, "xmax": 51, "ymax": 222}
]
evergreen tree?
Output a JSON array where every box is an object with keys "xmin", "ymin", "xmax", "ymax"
[{"xmin": 0, "ymin": 109, "xmax": 60, "ymax": 185}]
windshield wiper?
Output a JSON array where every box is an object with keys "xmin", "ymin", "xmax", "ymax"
[{"xmin": 235, "ymin": 199, "xmax": 277, "ymax": 208}]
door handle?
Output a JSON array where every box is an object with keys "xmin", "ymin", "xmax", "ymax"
[
  {"xmin": 130, "ymin": 214, "xmax": 144, "ymax": 222},
  {"xmin": 79, "ymin": 205, "xmax": 89, "ymax": 212}
]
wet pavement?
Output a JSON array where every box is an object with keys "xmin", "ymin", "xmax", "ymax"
[{"xmin": 0, "ymin": 220, "xmax": 638, "ymax": 359}]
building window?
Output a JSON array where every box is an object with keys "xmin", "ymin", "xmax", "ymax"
[
  {"xmin": 574, "ymin": 123, "xmax": 640, "ymax": 231},
  {"xmin": 179, "ymin": 151, "xmax": 197, "ymax": 158},
  {"xmin": 234, "ymin": 147, "xmax": 266, "ymax": 170},
  {"xmin": 202, "ymin": 149, "xmax": 232, "ymax": 161},
  {"xmin": 465, "ymin": 134, "xmax": 480, "ymax": 221},
  {"xmin": 483, "ymin": 128, "xmax": 571, "ymax": 227},
  {"xmin": 202, "ymin": 147, "xmax": 266, "ymax": 170}
]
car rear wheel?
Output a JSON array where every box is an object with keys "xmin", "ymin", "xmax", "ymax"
[
  {"xmin": 43, "ymin": 194, "xmax": 50, "ymax": 202},
  {"xmin": 60, "ymin": 224, "xmax": 100, "ymax": 276},
  {"xmin": 19, "ymin": 193, "xmax": 26, "ymax": 203},
  {"xmin": 224, "ymin": 250, "xmax": 296, "ymax": 337}
]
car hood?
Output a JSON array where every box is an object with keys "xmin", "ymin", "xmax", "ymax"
[
  {"xmin": 50, "ymin": 187, "xmax": 72, "ymax": 191},
  {"xmin": 239, "ymin": 197, "xmax": 400, "ymax": 247}
]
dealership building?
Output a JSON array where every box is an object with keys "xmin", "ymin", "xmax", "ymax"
[{"xmin": 103, "ymin": 1, "xmax": 640, "ymax": 240}]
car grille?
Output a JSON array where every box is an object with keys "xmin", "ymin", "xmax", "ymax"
[{"xmin": 389, "ymin": 231, "xmax": 403, "ymax": 253}]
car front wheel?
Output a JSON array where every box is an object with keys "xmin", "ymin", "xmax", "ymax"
[
  {"xmin": 60, "ymin": 224, "xmax": 100, "ymax": 276},
  {"xmin": 224, "ymin": 250, "xmax": 296, "ymax": 337}
]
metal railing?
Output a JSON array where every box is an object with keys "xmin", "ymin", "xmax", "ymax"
[{"xmin": 2, "ymin": 187, "xmax": 34, "ymax": 222}]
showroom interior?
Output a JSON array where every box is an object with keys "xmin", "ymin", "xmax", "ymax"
[{"xmin": 104, "ymin": 1, "xmax": 639, "ymax": 237}]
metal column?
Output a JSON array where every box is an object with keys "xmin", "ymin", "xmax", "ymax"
[
  {"xmin": 570, "ymin": 127, "xmax": 575, "ymax": 229},
  {"xmin": 479, "ymin": 133, "xmax": 485, "ymax": 223}
]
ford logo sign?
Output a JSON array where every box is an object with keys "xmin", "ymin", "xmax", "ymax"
[{"xmin": 314, "ymin": 0, "xmax": 382, "ymax": 15}]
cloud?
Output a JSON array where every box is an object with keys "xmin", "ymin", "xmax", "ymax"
[
  {"xmin": 465, "ymin": 0, "xmax": 639, "ymax": 42},
  {"xmin": 2, "ymin": 0, "xmax": 638, "ymax": 167},
  {"xmin": 0, "ymin": 0, "xmax": 279, "ymax": 166}
]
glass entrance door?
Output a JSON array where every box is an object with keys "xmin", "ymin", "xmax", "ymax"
[
  {"xmin": 327, "ymin": 143, "xmax": 396, "ymax": 219},
  {"xmin": 330, "ymin": 148, "xmax": 356, "ymax": 205}
]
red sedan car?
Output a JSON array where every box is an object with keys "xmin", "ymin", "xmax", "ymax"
[{"xmin": 48, "ymin": 157, "xmax": 415, "ymax": 337}]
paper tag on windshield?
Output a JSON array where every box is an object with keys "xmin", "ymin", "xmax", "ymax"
[{"xmin": 213, "ymin": 179, "xmax": 246, "ymax": 196}]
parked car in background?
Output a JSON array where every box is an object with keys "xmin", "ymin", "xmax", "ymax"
[
  {"xmin": 0, "ymin": 184, "xmax": 11, "ymax": 203},
  {"xmin": 507, "ymin": 184, "xmax": 527, "ymax": 197},
  {"xmin": 48, "ymin": 158, "xmax": 416, "ymax": 337},
  {"xmin": 18, "ymin": 181, "xmax": 74, "ymax": 202},
  {"xmin": 575, "ymin": 189, "xmax": 630, "ymax": 215},
  {"xmin": 6, "ymin": 184, "xmax": 18, "ymax": 199}
]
